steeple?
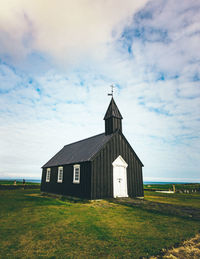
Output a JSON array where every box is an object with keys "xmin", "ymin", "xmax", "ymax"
[{"xmin": 104, "ymin": 97, "xmax": 123, "ymax": 135}]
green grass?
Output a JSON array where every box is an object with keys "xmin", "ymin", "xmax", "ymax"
[
  {"xmin": 0, "ymin": 189, "xmax": 200, "ymax": 258},
  {"xmin": 145, "ymin": 190, "xmax": 200, "ymax": 209}
]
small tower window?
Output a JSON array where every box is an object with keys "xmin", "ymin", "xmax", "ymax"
[
  {"xmin": 73, "ymin": 165, "xmax": 80, "ymax": 184},
  {"xmin": 57, "ymin": 166, "xmax": 63, "ymax": 183},
  {"xmin": 46, "ymin": 168, "xmax": 51, "ymax": 182}
]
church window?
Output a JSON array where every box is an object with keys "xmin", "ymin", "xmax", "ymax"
[
  {"xmin": 73, "ymin": 165, "xmax": 80, "ymax": 183},
  {"xmin": 57, "ymin": 166, "xmax": 63, "ymax": 183},
  {"xmin": 46, "ymin": 168, "xmax": 51, "ymax": 182}
]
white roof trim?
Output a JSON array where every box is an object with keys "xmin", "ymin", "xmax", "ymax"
[{"xmin": 112, "ymin": 155, "xmax": 128, "ymax": 168}]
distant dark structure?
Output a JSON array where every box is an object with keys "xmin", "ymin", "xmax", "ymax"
[{"xmin": 41, "ymin": 97, "xmax": 144, "ymax": 199}]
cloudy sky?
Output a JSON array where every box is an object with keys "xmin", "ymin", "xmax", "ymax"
[{"xmin": 0, "ymin": 0, "xmax": 200, "ymax": 182}]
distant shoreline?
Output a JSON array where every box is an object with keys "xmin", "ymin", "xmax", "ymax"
[
  {"xmin": 144, "ymin": 181, "xmax": 200, "ymax": 184},
  {"xmin": 0, "ymin": 179, "xmax": 41, "ymax": 183},
  {"xmin": 0, "ymin": 179, "xmax": 199, "ymax": 184}
]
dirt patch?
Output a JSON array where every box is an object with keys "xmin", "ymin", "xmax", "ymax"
[
  {"xmin": 87, "ymin": 200, "xmax": 119, "ymax": 208},
  {"xmin": 150, "ymin": 234, "xmax": 200, "ymax": 259}
]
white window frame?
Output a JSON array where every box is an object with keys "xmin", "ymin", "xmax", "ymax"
[
  {"xmin": 73, "ymin": 164, "xmax": 80, "ymax": 184},
  {"xmin": 57, "ymin": 166, "xmax": 63, "ymax": 183},
  {"xmin": 46, "ymin": 168, "xmax": 51, "ymax": 182}
]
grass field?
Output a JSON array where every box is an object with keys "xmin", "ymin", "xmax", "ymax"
[
  {"xmin": 144, "ymin": 190, "xmax": 200, "ymax": 209},
  {"xmin": 0, "ymin": 189, "xmax": 200, "ymax": 258}
]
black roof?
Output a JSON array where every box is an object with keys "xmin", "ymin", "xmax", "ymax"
[
  {"xmin": 42, "ymin": 133, "xmax": 113, "ymax": 168},
  {"xmin": 104, "ymin": 98, "xmax": 123, "ymax": 120}
]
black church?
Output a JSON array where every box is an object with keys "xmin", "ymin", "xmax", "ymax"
[{"xmin": 41, "ymin": 97, "xmax": 144, "ymax": 199}]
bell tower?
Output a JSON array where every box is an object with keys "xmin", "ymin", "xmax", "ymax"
[{"xmin": 104, "ymin": 97, "xmax": 123, "ymax": 135}]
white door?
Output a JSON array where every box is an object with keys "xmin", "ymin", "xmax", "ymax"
[{"xmin": 113, "ymin": 156, "xmax": 128, "ymax": 198}]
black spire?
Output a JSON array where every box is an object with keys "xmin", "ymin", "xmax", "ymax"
[{"xmin": 104, "ymin": 98, "xmax": 123, "ymax": 135}]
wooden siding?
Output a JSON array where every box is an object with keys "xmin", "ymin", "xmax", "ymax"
[
  {"xmin": 91, "ymin": 131, "xmax": 144, "ymax": 199},
  {"xmin": 41, "ymin": 162, "xmax": 91, "ymax": 199},
  {"xmin": 105, "ymin": 117, "xmax": 122, "ymax": 135}
]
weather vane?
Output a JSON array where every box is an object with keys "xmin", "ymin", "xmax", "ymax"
[{"xmin": 108, "ymin": 84, "xmax": 114, "ymax": 97}]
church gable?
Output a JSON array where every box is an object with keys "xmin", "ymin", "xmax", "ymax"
[
  {"xmin": 90, "ymin": 130, "xmax": 143, "ymax": 199},
  {"xmin": 117, "ymin": 131, "xmax": 144, "ymax": 167},
  {"xmin": 90, "ymin": 130, "xmax": 143, "ymax": 167}
]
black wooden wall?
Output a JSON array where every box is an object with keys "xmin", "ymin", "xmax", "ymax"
[
  {"xmin": 41, "ymin": 162, "xmax": 91, "ymax": 198},
  {"xmin": 90, "ymin": 131, "xmax": 144, "ymax": 199},
  {"xmin": 105, "ymin": 117, "xmax": 122, "ymax": 135}
]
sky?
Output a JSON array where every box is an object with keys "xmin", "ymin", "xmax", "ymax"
[{"xmin": 0, "ymin": 0, "xmax": 200, "ymax": 182}]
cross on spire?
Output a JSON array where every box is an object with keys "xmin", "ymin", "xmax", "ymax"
[{"xmin": 108, "ymin": 84, "xmax": 114, "ymax": 97}]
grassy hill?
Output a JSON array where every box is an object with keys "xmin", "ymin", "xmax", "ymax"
[{"xmin": 0, "ymin": 188, "xmax": 200, "ymax": 258}]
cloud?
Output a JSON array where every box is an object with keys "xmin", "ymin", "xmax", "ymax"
[
  {"xmin": 0, "ymin": 62, "xmax": 22, "ymax": 91},
  {"xmin": 0, "ymin": 0, "xmax": 200, "ymax": 181},
  {"xmin": 120, "ymin": 0, "xmax": 200, "ymax": 79},
  {"xmin": 113, "ymin": 0, "xmax": 200, "ymax": 180},
  {"xmin": 0, "ymin": 0, "xmax": 148, "ymax": 68}
]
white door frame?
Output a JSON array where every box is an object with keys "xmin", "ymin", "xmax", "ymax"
[{"xmin": 112, "ymin": 155, "xmax": 128, "ymax": 198}]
